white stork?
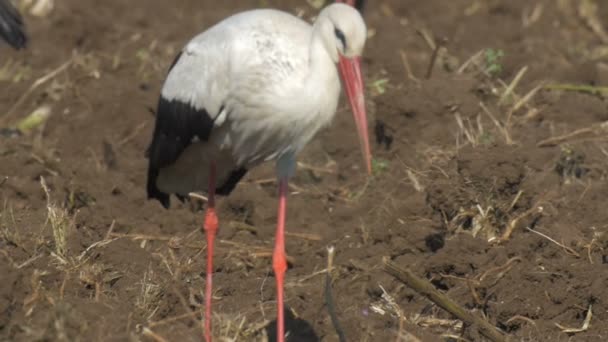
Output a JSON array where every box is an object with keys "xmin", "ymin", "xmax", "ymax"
[
  {"xmin": 146, "ymin": 2, "xmax": 370, "ymax": 341},
  {"xmin": 0, "ymin": 0, "xmax": 27, "ymax": 49}
]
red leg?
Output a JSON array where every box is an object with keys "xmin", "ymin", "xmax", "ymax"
[
  {"xmin": 273, "ymin": 177, "xmax": 289, "ymax": 342},
  {"xmin": 204, "ymin": 163, "xmax": 218, "ymax": 342}
]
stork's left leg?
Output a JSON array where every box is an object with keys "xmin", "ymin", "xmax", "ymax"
[
  {"xmin": 273, "ymin": 177, "xmax": 289, "ymax": 342},
  {"xmin": 203, "ymin": 162, "xmax": 218, "ymax": 342}
]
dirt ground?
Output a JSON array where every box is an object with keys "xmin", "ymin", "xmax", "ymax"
[{"xmin": 2, "ymin": 0, "xmax": 608, "ymax": 341}]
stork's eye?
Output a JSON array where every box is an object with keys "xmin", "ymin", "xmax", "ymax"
[{"xmin": 334, "ymin": 28, "xmax": 347, "ymax": 50}]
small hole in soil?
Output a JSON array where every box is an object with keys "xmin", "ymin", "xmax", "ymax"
[
  {"xmin": 555, "ymin": 148, "xmax": 587, "ymax": 180},
  {"xmin": 366, "ymin": 286, "xmax": 383, "ymax": 300},
  {"xmin": 430, "ymin": 278, "xmax": 449, "ymax": 291},
  {"xmin": 461, "ymin": 216, "xmax": 473, "ymax": 230},
  {"xmin": 401, "ymin": 110, "xmax": 417, "ymax": 118},
  {"xmin": 425, "ymin": 233, "xmax": 445, "ymax": 252},
  {"xmin": 374, "ymin": 119, "xmax": 393, "ymax": 150},
  {"xmin": 498, "ymin": 320, "xmax": 522, "ymax": 333}
]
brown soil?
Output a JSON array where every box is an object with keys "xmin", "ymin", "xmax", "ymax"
[{"xmin": 2, "ymin": 0, "xmax": 608, "ymax": 341}]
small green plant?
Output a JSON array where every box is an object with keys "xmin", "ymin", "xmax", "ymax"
[
  {"xmin": 485, "ymin": 48, "xmax": 504, "ymax": 75},
  {"xmin": 479, "ymin": 131, "xmax": 495, "ymax": 146},
  {"xmin": 372, "ymin": 158, "xmax": 390, "ymax": 175},
  {"xmin": 369, "ymin": 78, "xmax": 390, "ymax": 96}
]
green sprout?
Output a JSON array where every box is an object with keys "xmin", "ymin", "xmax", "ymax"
[
  {"xmin": 485, "ymin": 48, "xmax": 504, "ymax": 76},
  {"xmin": 372, "ymin": 158, "xmax": 390, "ymax": 175},
  {"xmin": 479, "ymin": 131, "xmax": 494, "ymax": 146},
  {"xmin": 369, "ymin": 78, "xmax": 389, "ymax": 96}
]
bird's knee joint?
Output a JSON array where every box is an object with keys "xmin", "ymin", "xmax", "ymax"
[
  {"xmin": 272, "ymin": 253, "xmax": 287, "ymax": 275},
  {"xmin": 204, "ymin": 208, "xmax": 219, "ymax": 233}
]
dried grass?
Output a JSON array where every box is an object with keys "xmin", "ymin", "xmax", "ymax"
[
  {"xmin": 40, "ymin": 176, "xmax": 74, "ymax": 257},
  {"xmin": 135, "ymin": 266, "xmax": 163, "ymax": 321}
]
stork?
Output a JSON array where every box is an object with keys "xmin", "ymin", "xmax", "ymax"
[
  {"xmin": 146, "ymin": 2, "xmax": 370, "ymax": 341},
  {"xmin": 0, "ymin": 0, "xmax": 27, "ymax": 49}
]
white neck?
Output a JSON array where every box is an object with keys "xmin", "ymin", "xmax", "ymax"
[
  {"xmin": 306, "ymin": 16, "xmax": 339, "ymax": 91},
  {"xmin": 311, "ymin": 16, "xmax": 339, "ymax": 64}
]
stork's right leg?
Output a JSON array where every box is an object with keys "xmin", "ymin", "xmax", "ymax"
[
  {"xmin": 273, "ymin": 177, "xmax": 289, "ymax": 342},
  {"xmin": 204, "ymin": 162, "xmax": 218, "ymax": 342}
]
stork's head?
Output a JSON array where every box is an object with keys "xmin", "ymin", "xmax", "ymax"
[
  {"xmin": 317, "ymin": 3, "xmax": 371, "ymax": 174},
  {"xmin": 323, "ymin": 3, "xmax": 367, "ymax": 60}
]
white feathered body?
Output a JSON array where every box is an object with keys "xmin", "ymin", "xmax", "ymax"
[{"xmin": 156, "ymin": 9, "xmax": 341, "ymax": 196}]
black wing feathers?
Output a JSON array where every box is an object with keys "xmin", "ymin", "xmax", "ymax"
[
  {"xmin": 354, "ymin": 0, "xmax": 365, "ymax": 13},
  {"xmin": 150, "ymin": 98, "xmax": 215, "ymax": 168},
  {"xmin": 0, "ymin": 0, "xmax": 27, "ymax": 49},
  {"xmin": 146, "ymin": 96, "xmax": 215, "ymax": 208}
]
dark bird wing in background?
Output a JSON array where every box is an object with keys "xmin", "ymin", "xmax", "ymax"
[
  {"xmin": 355, "ymin": 0, "xmax": 365, "ymax": 13},
  {"xmin": 0, "ymin": 0, "xmax": 27, "ymax": 49}
]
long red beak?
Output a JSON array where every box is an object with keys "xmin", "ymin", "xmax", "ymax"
[{"xmin": 338, "ymin": 55, "xmax": 372, "ymax": 174}]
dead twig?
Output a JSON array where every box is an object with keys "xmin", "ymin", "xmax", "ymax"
[
  {"xmin": 525, "ymin": 227, "xmax": 580, "ymax": 257},
  {"xmin": 537, "ymin": 122, "xmax": 608, "ymax": 147},
  {"xmin": 382, "ymin": 258, "xmax": 507, "ymax": 342},
  {"xmin": 78, "ymin": 238, "xmax": 120, "ymax": 261},
  {"xmin": 188, "ymin": 192, "xmax": 208, "ymax": 202},
  {"xmin": 406, "ymin": 169, "xmax": 424, "ymax": 192},
  {"xmin": 15, "ymin": 253, "xmax": 43, "ymax": 269},
  {"xmin": 457, "ymin": 50, "xmax": 484, "ymax": 74},
  {"xmin": 583, "ymin": 236, "xmax": 597, "ymax": 264},
  {"xmin": 500, "ymin": 204, "xmax": 544, "ymax": 242},
  {"xmin": 506, "ymin": 82, "xmax": 545, "ymax": 126},
  {"xmin": 296, "ymin": 161, "xmax": 336, "ymax": 174},
  {"xmin": 325, "ymin": 246, "xmax": 346, "ymax": 342},
  {"xmin": 555, "ymin": 305, "xmax": 592, "ymax": 333},
  {"xmin": 95, "ymin": 282, "xmax": 101, "ymax": 302},
  {"xmin": 467, "ymin": 280, "xmax": 483, "ymax": 306},
  {"xmin": 108, "ymin": 232, "xmax": 203, "ymax": 249},
  {"xmin": 425, "ymin": 37, "xmax": 447, "ymax": 79},
  {"xmin": 286, "ymin": 231, "xmax": 322, "ymax": 241},
  {"xmin": 507, "ymin": 190, "xmax": 524, "ymax": 212},
  {"xmin": 544, "ymin": 83, "xmax": 608, "ymax": 96},
  {"xmin": 478, "ymin": 256, "xmax": 523, "ymax": 283},
  {"xmin": 523, "ymin": 3, "xmax": 544, "ymax": 28},
  {"xmin": 506, "ymin": 315, "xmax": 536, "ymax": 326},
  {"xmin": 141, "ymin": 326, "xmax": 169, "ymax": 342},
  {"xmin": 578, "ymin": 0, "xmax": 608, "ymax": 44},
  {"xmin": 424, "ymin": 40, "xmax": 444, "ymax": 80},
  {"xmin": 400, "ymin": 49, "xmax": 420, "ymax": 84},
  {"xmin": 296, "ymin": 267, "xmax": 330, "ymax": 283},
  {"xmin": 118, "ymin": 122, "xmax": 148, "ymax": 146},
  {"xmin": 104, "ymin": 220, "xmax": 116, "ymax": 240},
  {"xmin": 479, "ymin": 102, "xmax": 513, "ymax": 145},
  {"xmin": 416, "ymin": 28, "xmax": 436, "ymax": 50},
  {"xmin": 249, "ymin": 251, "xmax": 296, "ymax": 265}
]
